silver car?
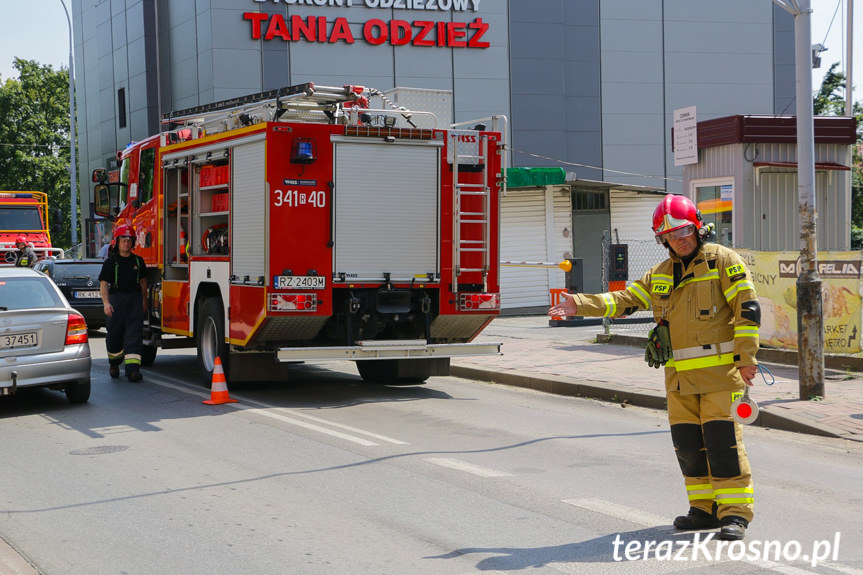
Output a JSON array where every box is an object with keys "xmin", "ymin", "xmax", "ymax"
[{"xmin": 1, "ymin": 266, "xmax": 92, "ymax": 403}]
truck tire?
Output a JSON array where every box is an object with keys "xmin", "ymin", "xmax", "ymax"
[
  {"xmin": 141, "ymin": 344, "xmax": 157, "ymax": 366},
  {"xmin": 355, "ymin": 358, "xmax": 448, "ymax": 385},
  {"xmin": 196, "ymin": 298, "xmax": 228, "ymax": 385}
]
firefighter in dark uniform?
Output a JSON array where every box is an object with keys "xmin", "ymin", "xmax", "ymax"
[
  {"xmin": 99, "ymin": 223, "xmax": 148, "ymax": 382},
  {"xmin": 549, "ymin": 195, "xmax": 760, "ymax": 541},
  {"xmin": 14, "ymin": 236, "xmax": 38, "ymax": 267}
]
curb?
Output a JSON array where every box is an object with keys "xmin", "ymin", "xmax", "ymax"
[
  {"xmin": 0, "ymin": 536, "xmax": 38, "ymax": 575},
  {"xmin": 755, "ymin": 407, "xmax": 846, "ymax": 439},
  {"xmin": 451, "ymin": 366, "xmax": 668, "ymax": 409},
  {"xmin": 450, "ymin": 365, "xmax": 845, "ymax": 440}
]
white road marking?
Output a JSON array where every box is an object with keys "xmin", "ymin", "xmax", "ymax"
[
  {"xmin": 811, "ymin": 563, "xmax": 863, "ymax": 575},
  {"xmin": 748, "ymin": 561, "xmax": 824, "ymax": 575},
  {"xmin": 563, "ymin": 498, "xmax": 669, "ymax": 528},
  {"xmin": 238, "ymin": 407, "xmax": 379, "ymax": 446},
  {"xmin": 243, "ymin": 402, "xmax": 409, "ymax": 445},
  {"xmin": 146, "ymin": 376, "xmax": 407, "ymax": 447},
  {"xmin": 423, "ymin": 457, "xmax": 512, "ymax": 477}
]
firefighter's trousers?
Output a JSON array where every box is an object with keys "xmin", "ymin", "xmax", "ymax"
[
  {"xmin": 667, "ymin": 388, "xmax": 754, "ymax": 523},
  {"xmin": 106, "ymin": 291, "xmax": 144, "ymax": 376}
]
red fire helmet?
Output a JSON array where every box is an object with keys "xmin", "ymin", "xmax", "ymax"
[
  {"xmin": 16, "ymin": 235, "xmax": 27, "ymax": 245},
  {"xmin": 652, "ymin": 195, "xmax": 703, "ymax": 237},
  {"xmin": 113, "ymin": 223, "xmax": 136, "ymax": 247}
]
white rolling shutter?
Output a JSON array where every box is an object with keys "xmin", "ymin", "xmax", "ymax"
[
  {"xmin": 333, "ymin": 139, "xmax": 440, "ymax": 282},
  {"xmin": 609, "ymin": 191, "xmax": 662, "ymax": 242},
  {"xmin": 231, "ymin": 139, "xmax": 266, "ymax": 282},
  {"xmin": 500, "ymin": 189, "xmax": 548, "ymax": 309}
]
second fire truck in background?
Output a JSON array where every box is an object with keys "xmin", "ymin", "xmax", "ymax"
[{"xmin": 0, "ymin": 191, "xmax": 63, "ymax": 263}]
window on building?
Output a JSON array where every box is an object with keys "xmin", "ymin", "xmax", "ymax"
[
  {"xmin": 694, "ymin": 183, "xmax": 733, "ymax": 246},
  {"xmin": 118, "ymin": 88, "xmax": 127, "ymax": 129},
  {"xmin": 572, "ymin": 189, "xmax": 608, "ymax": 211}
]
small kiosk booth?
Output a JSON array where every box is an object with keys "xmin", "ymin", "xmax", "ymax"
[{"xmin": 681, "ymin": 115, "xmax": 857, "ymax": 251}]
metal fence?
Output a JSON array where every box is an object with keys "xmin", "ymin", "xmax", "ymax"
[{"xmin": 600, "ymin": 232, "xmax": 666, "ymax": 336}]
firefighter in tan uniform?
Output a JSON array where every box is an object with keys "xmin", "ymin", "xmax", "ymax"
[{"xmin": 549, "ymin": 195, "xmax": 760, "ymax": 541}]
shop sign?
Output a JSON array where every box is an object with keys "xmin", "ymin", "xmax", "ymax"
[
  {"xmin": 246, "ymin": 0, "xmax": 490, "ymax": 48},
  {"xmin": 253, "ymin": 0, "xmax": 482, "ymax": 10},
  {"xmin": 244, "ymin": 13, "xmax": 489, "ymax": 47}
]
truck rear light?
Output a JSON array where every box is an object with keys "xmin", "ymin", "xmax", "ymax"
[
  {"xmin": 65, "ymin": 313, "xmax": 88, "ymax": 345},
  {"xmin": 459, "ymin": 293, "xmax": 500, "ymax": 311},
  {"xmin": 270, "ymin": 293, "xmax": 318, "ymax": 312}
]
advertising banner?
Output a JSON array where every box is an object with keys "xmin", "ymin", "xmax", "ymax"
[{"xmin": 737, "ymin": 250, "xmax": 862, "ymax": 353}]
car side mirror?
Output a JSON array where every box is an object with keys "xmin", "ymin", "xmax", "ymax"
[{"xmin": 94, "ymin": 183, "xmax": 124, "ymax": 220}]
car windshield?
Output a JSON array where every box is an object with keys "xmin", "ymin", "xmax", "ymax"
[
  {"xmin": 0, "ymin": 277, "xmax": 65, "ymax": 310},
  {"xmin": 53, "ymin": 263, "xmax": 101, "ymax": 281},
  {"xmin": 0, "ymin": 207, "xmax": 43, "ymax": 231}
]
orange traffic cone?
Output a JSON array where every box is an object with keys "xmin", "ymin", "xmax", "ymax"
[{"xmin": 203, "ymin": 356, "xmax": 237, "ymax": 405}]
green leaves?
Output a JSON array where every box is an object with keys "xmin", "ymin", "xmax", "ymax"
[
  {"xmin": 814, "ymin": 63, "xmax": 863, "ymax": 248},
  {"xmin": 0, "ymin": 58, "xmax": 75, "ymax": 249}
]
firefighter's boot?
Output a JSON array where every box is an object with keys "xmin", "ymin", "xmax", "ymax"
[
  {"xmin": 673, "ymin": 506, "xmax": 720, "ymax": 530},
  {"xmin": 128, "ymin": 370, "xmax": 143, "ymax": 383},
  {"xmin": 109, "ymin": 363, "xmax": 120, "ymax": 379},
  {"xmin": 718, "ymin": 516, "xmax": 748, "ymax": 540}
]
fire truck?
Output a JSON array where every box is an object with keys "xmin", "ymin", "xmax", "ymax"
[
  {"xmin": 0, "ymin": 191, "xmax": 62, "ymax": 263},
  {"xmin": 93, "ymin": 82, "xmax": 505, "ymax": 384}
]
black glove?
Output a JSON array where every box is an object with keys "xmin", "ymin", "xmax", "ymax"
[{"xmin": 645, "ymin": 323, "xmax": 672, "ymax": 368}]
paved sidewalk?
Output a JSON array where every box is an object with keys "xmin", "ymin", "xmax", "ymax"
[{"xmin": 450, "ymin": 316, "xmax": 863, "ymax": 442}]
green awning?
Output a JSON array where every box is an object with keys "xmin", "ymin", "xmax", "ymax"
[{"xmin": 505, "ymin": 167, "xmax": 566, "ymax": 188}]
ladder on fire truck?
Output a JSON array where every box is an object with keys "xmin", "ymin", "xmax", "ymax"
[
  {"xmin": 160, "ymin": 82, "xmax": 440, "ymax": 138},
  {"xmin": 450, "ymin": 115, "xmax": 507, "ymax": 295},
  {"xmin": 161, "ymin": 83, "xmax": 368, "ymax": 134}
]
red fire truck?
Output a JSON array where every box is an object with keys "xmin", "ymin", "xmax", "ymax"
[
  {"xmin": 1, "ymin": 191, "xmax": 63, "ymax": 263},
  {"xmin": 93, "ymin": 83, "xmax": 505, "ymax": 384}
]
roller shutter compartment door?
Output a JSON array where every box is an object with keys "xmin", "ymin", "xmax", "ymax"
[
  {"xmin": 231, "ymin": 140, "xmax": 267, "ymax": 282},
  {"xmin": 333, "ymin": 141, "xmax": 440, "ymax": 283}
]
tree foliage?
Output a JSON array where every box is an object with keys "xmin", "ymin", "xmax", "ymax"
[
  {"xmin": 814, "ymin": 63, "xmax": 863, "ymax": 249},
  {"xmin": 0, "ymin": 58, "xmax": 76, "ymax": 250}
]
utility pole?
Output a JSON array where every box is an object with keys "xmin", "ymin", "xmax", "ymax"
[
  {"xmin": 773, "ymin": 0, "xmax": 825, "ymax": 399},
  {"xmin": 59, "ymin": 0, "xmax": 77, "ymax": 253},
  {"xmin": 847, "ymin": 0, "xmax": 854, "ymax": 118}
]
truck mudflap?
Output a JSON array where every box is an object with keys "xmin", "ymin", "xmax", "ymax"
[{"xmin": 276, "ymin": 339, "xmax": 501, "ymax": 362}]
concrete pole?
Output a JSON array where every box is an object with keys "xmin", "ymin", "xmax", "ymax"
[
  {"xmin": 794, "ymin": 0, "xmax": 826, "ymax": 399},
  {"xmin": 60, "ymin": 0, "xmax": 78, "ymax": 253}
]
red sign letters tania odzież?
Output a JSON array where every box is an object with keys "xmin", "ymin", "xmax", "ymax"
[{"xmin": 243, "ymin": 13, "xmax": 490, "ymax": 47}]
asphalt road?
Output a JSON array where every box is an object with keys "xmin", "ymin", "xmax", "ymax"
[{"xmin": 1, "ymin": 335, "xmax": 862, "ymax": 575}]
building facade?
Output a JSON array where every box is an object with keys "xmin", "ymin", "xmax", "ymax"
[{"xmin": 70, "ymin": 0, "xmax": 797, "ymax": 306}]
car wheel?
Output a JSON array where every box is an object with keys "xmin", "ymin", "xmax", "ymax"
[
  {"xmin": 65, "ymin": 379, "xmax": 91, "ymax": 403},
  {"xmin": 141, "ymin": 344, "xmax": 157, "ymax": 366},
  {"xmin": 196, "ymin": 298, "xmax": 229, "ymax": 385}
]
